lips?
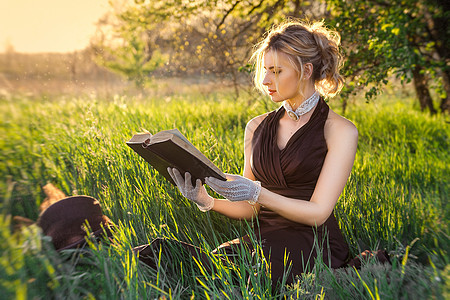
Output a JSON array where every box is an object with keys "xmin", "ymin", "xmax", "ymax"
[{"xmin": 268, "ymin": 89, "xmax": 276, "ymax": 95}]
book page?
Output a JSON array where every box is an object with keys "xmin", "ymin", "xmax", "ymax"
[{"xmin": 127, "ymin": 132, "xmax": 152, "ymax": 144}]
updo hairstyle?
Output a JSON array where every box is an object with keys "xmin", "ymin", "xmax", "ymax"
[{"xmin": 251, "ymin": 20, "xmax": 345, "ymax": 98}]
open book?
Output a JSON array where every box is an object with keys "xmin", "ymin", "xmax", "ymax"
[{"xmin": 126, "ymin": 129, "xmax": 226, "ymax": 186}]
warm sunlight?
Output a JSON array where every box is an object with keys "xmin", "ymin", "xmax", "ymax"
[
  {"xmin": 1, "ymin": 1, "xmax": 448, "ymax": 298},
  {"xmin": 0, "ymin": 0, "xmax": 110, "ymax": 53}
]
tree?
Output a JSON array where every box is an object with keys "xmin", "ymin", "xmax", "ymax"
[
  {"xmin": 93, "ymin": 0, "xmax": 320, "ymax": 95},
  {"xmin": 92, "ymin": 4, "xmax": 168, "ymax": 89},
  {"xmin": 95, "ymin": 0, "xmax": 449, "ymax": 113},
  {"xmin": 327, "ymin": 0, "xmax": 450, "ymax": 113}
]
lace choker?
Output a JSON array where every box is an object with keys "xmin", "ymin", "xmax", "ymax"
[{"xmin": 283, "ymin": 91, "xmax": 320, "ymax": 121}]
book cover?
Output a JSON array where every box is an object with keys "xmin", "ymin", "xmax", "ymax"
[{"xmin": 126, "ymin": 129, "xmax": 226, "ymax": 186}]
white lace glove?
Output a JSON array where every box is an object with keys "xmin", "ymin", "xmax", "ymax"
[
  {"xmin": 167, "ymin": 168, "xmax": 214, "ymax": 212},
  {"xmin": 205, "ymin": 174, "xmax": 261, "ymax": 203}
]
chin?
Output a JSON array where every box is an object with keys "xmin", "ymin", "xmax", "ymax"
[{"xmin": 270, "ymin": 96, "xmax": 286, "ymax": 104}]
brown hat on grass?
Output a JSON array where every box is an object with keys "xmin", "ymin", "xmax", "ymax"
[{"xmin": 37, "ymin": 195, "xmax": 115, "ymax": 251}]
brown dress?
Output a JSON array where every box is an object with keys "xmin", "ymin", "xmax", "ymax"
[
  {"xmin": 134, "ymin": 98, "xmax": 351, "ymax": 287},
  {"xmin": 251, "ymin": 98, "xmax": 350, "ymax": 284}
]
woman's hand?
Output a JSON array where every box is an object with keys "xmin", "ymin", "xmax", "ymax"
[
  {"xmin": 167, "ymin": 168, "xmax": 214, "ymax": 212},
  {"xmin": 206, "ymin": 174, "xmax": 261, "ymax": 203}
]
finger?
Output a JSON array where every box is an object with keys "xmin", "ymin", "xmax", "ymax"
[
  {"xmin": 224, "ymin": 173, "xmax": 239, "ymax": 181},
  {"xmin": 206, "ymin": 176, "xmax": 228, "ymax": 187},
  {"xmin": 205, "ymin": 183, "xmax": 221, "ymax": 195},
  {"xmin": 168, "ymin": 168, "xmax": 180, "ymax": 187},
  {"xmin": 205, "ymin": 177, "xmax": 227, "ymax": 192},
  {"xmin": 205, "ymin": 177, "xmax": 217, "ymax": 187},
  {"xmin": 195, "ymin": 179, "xmax": 202, "ymax": 190},
  {"xmin": 167, "ymin": 167, "xmax": 177, "ymax": 184},
  {"xmin": 167, "ymin": 167, "xmax": 174, "ymax": 180},
  {"xmin": 184, "ymin": 172, "xmax": 194, "ymax": 189},
  {"xmin": 169, "ymin": 168, "xmax": 180, "ymax": 186},
  {"xmin": 171, "ymin": 168, "xmax": 185, "ymax": 188}
]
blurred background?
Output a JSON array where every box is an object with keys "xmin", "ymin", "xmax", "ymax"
[
  {"xmin": 0, "ymin": 0, "xmax": 448, "ymax": 113},
  {"xmin": 1, "ymin": 2, "xmax": 448, "ymax": 298}
]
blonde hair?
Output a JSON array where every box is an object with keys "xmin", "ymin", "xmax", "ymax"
[{"xmin": 251, "ymin": 20, "xmax": 345, "ymax": 98}]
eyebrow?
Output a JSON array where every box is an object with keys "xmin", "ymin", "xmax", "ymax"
[{"xmin": 265, "ymin": 66, "xmax": 282, "ymax": 70}]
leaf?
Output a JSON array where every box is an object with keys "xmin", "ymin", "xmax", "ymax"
[
  {"xmin": 391, "ymin": 28, "xmax": 400, "ymax": 35},
  {"xmin": 381, "ymin": 23, "xmax": 392, "ymax": 31}
]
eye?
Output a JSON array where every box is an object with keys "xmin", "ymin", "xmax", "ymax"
[{"xmin": 272, "ymin": 68, "xmax": 281, "ymax": 74}]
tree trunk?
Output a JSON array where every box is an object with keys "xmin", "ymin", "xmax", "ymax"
[
  {"xmin": 412, "ymin": 66, "xmax": 437, "ymax": 114},
  {"xmin": 423, "ymin": 4, "xmax": 450, "ymax": 113},
  {"xmin": 439, "ymin": 69, "xmax": 450, "ymax": 113},
  {"xmin": 341, "ymin": 96, "xmax": 348, "ymax": 115},
  {"xmin": 231, "ymin": 69, "xmax": 240, "ymax": 100},
  {"xmin": 292, "ymin": 0, "xmax": 302, "ymax": 17}
]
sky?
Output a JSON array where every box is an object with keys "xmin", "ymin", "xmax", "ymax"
[{"xmin": 0, "ymin": 0, "xmax": 111, "ymax": 53}]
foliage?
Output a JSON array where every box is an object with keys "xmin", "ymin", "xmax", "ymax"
[
  {"xmin": 93, "ymin": 0, "xmax": 322, "ymax": 93},
  {"xmin": 92, "ymin": 5, "xmax": 168, "ymax": 88},
  {"xmin": 93, "ymin": 0, "xmax": 449, "ymax": 111},
  {"xmin": 327, "ymin": 0, "xmax": 450, "ymax": 113},
  {"xmin": 0, "ymin": 89, "xmax": 448, "ymax": 298}
]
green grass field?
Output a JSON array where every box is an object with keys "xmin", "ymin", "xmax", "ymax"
[{"xmin": 1, "ymin": 90, "xmax": 448, "ymax": 299}]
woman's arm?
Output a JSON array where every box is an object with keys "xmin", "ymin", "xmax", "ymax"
[
  {"xmin": 210, "ymin": 115, "xmax": 266, "ymax": 220},
  {"xmin": 256, "ymin": 111, "xmax": 358, "ymax": 226}
]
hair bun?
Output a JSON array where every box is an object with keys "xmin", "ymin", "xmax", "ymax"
[{"xmin": 309, "ymin": 23, "xmax": 344, "ymax": 97}]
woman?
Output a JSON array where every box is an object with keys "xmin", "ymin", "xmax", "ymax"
[{"xmin": 164, "ymin": 20, "xmax": 358, "ymax": 285}]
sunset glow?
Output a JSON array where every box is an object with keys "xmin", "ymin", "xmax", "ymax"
[{"xmin": 0, "ymin": 0, "xmax": 110, "ymax": 53}]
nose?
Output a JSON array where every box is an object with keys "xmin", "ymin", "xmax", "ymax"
[{"xmin": 262, "ymin": 72, "xmax": 271, "ymax": 86}]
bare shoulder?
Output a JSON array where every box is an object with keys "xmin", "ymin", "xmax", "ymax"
[
  {"xmin": 324, "ymin": 109, "xmax": 358, "ymax": 147},
  {"xmin": 245, "ymin": 113, "xmax": 269, "ymax": 135},
  {"xmin": 244, "ymin": 113, "xmax": 269, "ymax": 155}
]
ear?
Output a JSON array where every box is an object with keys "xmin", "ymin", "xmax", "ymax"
[{"xmin": 303, "ymin": 63, "xmax": 313, "ymax": 80}]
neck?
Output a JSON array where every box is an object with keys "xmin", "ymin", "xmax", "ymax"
[
  {"xmin": 283, "ymin": 90, "xmax": 320, "ymax": 122},
  {"xmin": 287, "ymin": 86, "xmax": 316, "ymax": 110}
]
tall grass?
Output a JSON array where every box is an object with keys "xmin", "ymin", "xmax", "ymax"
[{"xmin": 0, "ymin": 91, "xmax": 448, "ymax": 299}]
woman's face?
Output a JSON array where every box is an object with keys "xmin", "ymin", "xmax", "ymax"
[{"xmin": 262, "ymin": 50, "xmax": 301, "ymax": 104}]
